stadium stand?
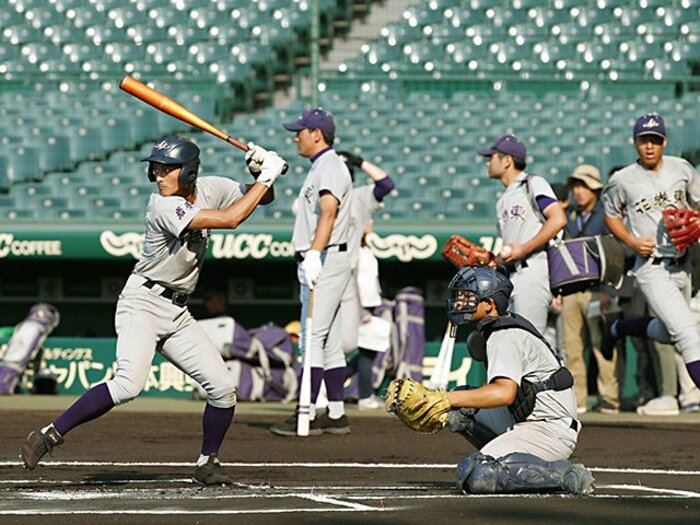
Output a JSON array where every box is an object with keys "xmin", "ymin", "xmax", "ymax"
[{"xmin": 0, "ymin": 0, "xmax": 699, "ymax": 222}]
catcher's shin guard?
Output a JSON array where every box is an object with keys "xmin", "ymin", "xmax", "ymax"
[{"xmin": 456, "ymin": 452, "xmax": 594, "ymax": 495}]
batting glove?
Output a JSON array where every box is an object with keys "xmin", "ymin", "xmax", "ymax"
[
  {"xmin": 245, "ymin": 142, "xmax": 266, "ymax": 177},
  {"xmin": 256, "ymin": 151, "xmax": 287, "ymax": 188},
  {"xmin": 301, "ymin": 250, "xmax": 323, "ymax": 289}
]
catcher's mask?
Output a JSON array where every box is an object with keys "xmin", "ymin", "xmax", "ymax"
[
  {"xmin": 142, "ymin": 136, "xmax": 200, "ymax": 185},
  {"xmin": 446, "ymin": 265, "xmax": 513, "ymax": 326}
]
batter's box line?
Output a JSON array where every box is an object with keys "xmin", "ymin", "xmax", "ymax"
[{"xmin": 2, "ymin": 460, "xmax": 700, "ymax": 476}]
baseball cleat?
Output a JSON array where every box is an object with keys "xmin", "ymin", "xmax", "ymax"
[
  {"xmin": 20, "ymin": 426, "xmax": 64, "ymax": 470},
  {"xmin": 314, "ymin": 411, "xmax": 350, "ymax": 435},
  {"xmin": 269, "ymin": 413, "xmax": 322, "ymax": 437},
  {"xmin": 193, "ymin": 454, "xmax": 233, "ymax": 486}
]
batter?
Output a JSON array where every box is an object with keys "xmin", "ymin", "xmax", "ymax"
[{"xmin": 19, "ymin": 136, "xmax": 287, "ymax": 485}]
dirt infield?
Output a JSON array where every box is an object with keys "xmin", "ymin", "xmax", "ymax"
[{"xmin": 2, "ymin": 398, "xmax": 700, "ymax": 525}]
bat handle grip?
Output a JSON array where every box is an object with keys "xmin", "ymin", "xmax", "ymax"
[{"xmin": 226, "ymin": 136, "xmax": 249, "ymax": 152}]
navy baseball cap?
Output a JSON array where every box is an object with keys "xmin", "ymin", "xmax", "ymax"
[
  {"xmin": 283, "ymin": 107, "xmax": 336, "ymax": 135},
  {"xmin": 633, "ymin": 114, "xmax": 666, "ymax": 138},
  {"xmin": 477, "ymin": 134, "xmax": 527, "ymax": 160}
]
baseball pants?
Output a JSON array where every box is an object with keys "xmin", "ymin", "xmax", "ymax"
[
  {"xmin": 634, "ymin": 258, "xmax": 700, "ymax": 364},
  {"xmin": 509, "ymin": 256, "xmax": 552, "ymax": 335},
  {"xmin": 477, "ymin": 407, "xmax": 579, "ymax": 462},
  {"xmin": 107, "ymin": 274, "xmax": 236, "ymax": 409},
  {"xmin": 298, "ymin": 251, "xmax": 352, "ymax": 370},
  {"xmin": 338, "ymin": 269, "xmax": 362, "ymax": 355}
]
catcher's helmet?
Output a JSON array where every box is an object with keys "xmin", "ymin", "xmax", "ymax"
[
  {"xmin": 142, "ymin": 136, "xmax": 200, "ymax": 185},
  {"xmin": 446, "ymin": 265, "xmax": 513, "ymax": 326}
]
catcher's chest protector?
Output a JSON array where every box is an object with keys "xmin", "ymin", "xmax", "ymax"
[{"xmin": 470, "ymin": 313, "xmax": 565, "ymax": 423}]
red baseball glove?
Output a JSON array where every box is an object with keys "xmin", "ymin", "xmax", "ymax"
[
  {"xmin": 441, "ymin": 235, "xmax": 497, "ymax": 268},
  {"xmin": 662, "ymin": 209, "xmax": 700, "ymax": 252}
]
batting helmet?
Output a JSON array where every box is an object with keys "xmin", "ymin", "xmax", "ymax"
[
  {"xmin": 446, "ymin": 265, "xmax": 513, "ymax": 326},
  {"xmin": 142, "ymin": 136, "xmax": 200, "ymax": 185}
]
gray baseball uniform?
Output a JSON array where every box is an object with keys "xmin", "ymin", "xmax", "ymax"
[
  {"xmin": 108, "ymin": 176, "xmax": 244, "ymax": 407},
  {"xmin": 496, "ymin": 173, "xmax": 558, "ymax": 334},
  {"xmin": 476, "ymin": 328, "xmax": 579, "ymax": 461},
  {"xmin": 293, "ymin": 149, "xmax": 352, "ymax": 371},
  {"xmin": 602, "ymin": 155, "xmax": 700, "ymax": 364},
  {"xmin": 339, "ymin": 185, "xmax": 382, "ymax": 353}
]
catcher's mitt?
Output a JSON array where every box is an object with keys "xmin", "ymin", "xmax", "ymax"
[
  {"xmin": 662, "ymin": 208, "xmax": 700, "ymax": 252},
  {"xmin": 385, "ymin": 378, "xmax": 451, "ymax": 434},
  {"xmin": 441, "ymin": 235, "xmax": 497, "ymax": 268}
]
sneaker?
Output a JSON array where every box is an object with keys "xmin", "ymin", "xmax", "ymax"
[
  {"xmin": 680, "ymin": 402, "xmax": 700, "ymax": 413},
  {"xmin": 594, "ymin": 400, "xmax": 620, "ymax": 414},
  {"xmin": 193, "ymin": 454, "xmax": 233, "ymax": 486},
  {"xmin": 20, "ymin": 426, "xmax": 64, "ymax": 470},
  {"xmin": 314, "ymin": 411, "xmax": 351, "ymax": 435},
  {"xmin": 358, "ymin": 395, "xmax": 382, "ymax": 411},
  {"xmin": 636, "ymin": 395, "xmax": 680, "ymax": 416},
  {"xmin": 269, "ymin": 413, "xmax": 322, "ymax": 437},
  {"xmin": 576, "ymin": 406, "xmax": 588, "ymax": 415}
]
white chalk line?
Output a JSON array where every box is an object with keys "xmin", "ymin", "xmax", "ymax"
[
  {"xmin": 0, "ymin": 508, "xmax": 387, "ymax": 516},
  {"xmin": 1, "ymin": 460, "xmax": 699, "ymax": 476},
  {"xmin": 597, "ymin": 484, "xmax": 700, "ymax": 498}
]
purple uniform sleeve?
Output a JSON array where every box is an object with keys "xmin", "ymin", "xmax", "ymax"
[
  {"xmin": 536, "ymin": 195, "xmax": 558, "ymax": 213},
  {"xmin": 373, "ymin": 176, "xmax": 395, "ymax": 201}
]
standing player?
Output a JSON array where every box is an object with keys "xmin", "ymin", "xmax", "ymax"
[
  {"xmin": 478, "ymin": 134, "xmax": 567, "ymax": 334},
  {"xmin": 602, "ymin": 114, "xmax": 700, "ymax": 388},
  {"xmin": 270, "ymin": 108, "xmax": 353, "ymax": 436},
  {"xmin": 20, "ymin": 136, "xmax": 287, "ymax": 484},
  {"xmin": 336, "ymin": 150, "xmax": 394, "ymax": 409},
  {"xmin": 386, "ymin": 266, "xmax": 592, "ymax": 495}
]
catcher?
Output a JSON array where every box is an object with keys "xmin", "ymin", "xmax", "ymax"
[
  {"xmin": 602, "ymin": 113, "xmax": 700, "ymax": 389},
  {"xmin": 386, "ymin": 265, "xmax": 594, "ymax": 495}
]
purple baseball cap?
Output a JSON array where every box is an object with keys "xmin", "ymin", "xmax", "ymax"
[
  {"xmin": 283, "ymin": 107, "xmax": 336, "ymax": 135},
  {"xmin": 477, "ymin": 134, "xmax": 527, "ymax": 159},
  {"xmin": 633, "ymin": 113, "xmax": 666, "ymax": 138}
]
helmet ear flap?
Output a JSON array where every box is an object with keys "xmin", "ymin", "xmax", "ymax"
[
  {"xmin": 179, "ymin": 158, "xmax": 200, "ymax": 185},
  {"xmin": 147, "ymin": 163, "xmax": 156, "ymax": 182}
]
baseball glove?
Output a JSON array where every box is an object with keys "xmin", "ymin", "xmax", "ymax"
[
  {"xmin": 441, "ymin": 235, "xmax": 497, "ymax": 268},
  {"xmin": 385, "ymin": 378, "xmax": 451, "ymax": 434},
  {"xmin": 662, "ymin": 208, "xmax": 700, "ymax": 252}
]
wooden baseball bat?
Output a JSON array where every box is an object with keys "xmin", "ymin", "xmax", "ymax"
[
  {"xmin": 119, "ymin": 75, "xmax": 248, "ymax": 152},
  {"xmin": 297, "ymin": 289, "xmax": 314, "ymax": 437}
]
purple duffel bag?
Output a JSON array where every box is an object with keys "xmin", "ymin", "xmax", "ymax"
[{"xmin": 547, "ymin": 237, "xmax": 601, "ymax": 296}]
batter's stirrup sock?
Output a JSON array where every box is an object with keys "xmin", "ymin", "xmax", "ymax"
[
  {"xmin": 613, "ymin": 316, "xmax": 653, "ymax": 339},
  {"xmin": 53, "ymin": 382, "xmax": 115, "ymax": 436},
  {"xmin": 201, "ymin": 404, "xmax": 235, "ymax": 456},
  {"xmin": 687, "ymin": 360, "xmax": 700, "ymax": 389}
]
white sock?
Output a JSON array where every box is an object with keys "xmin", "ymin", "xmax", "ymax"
[
  {"xmin": 328, "ymin": 401, "xmax": 345, "ymax": 419},
  {"xmin": 197, "ymin": 454, "xmax": 215, "ymax": 467},
  {"xmin": 309, "ymin": 404, "xmax": 317, "ymax": 421}
]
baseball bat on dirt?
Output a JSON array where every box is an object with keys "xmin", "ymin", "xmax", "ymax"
[
  {"xmin": 297, "ymin": 290, "xmax": 314, "ymax": 437},
  {"xmin": 120, "ymin": 75, "xmax": 249, "ymax": 151}
]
